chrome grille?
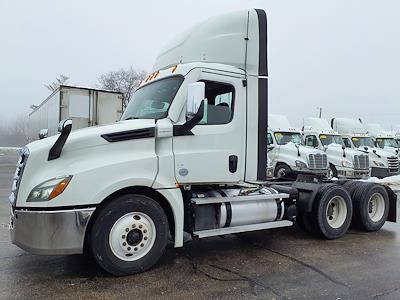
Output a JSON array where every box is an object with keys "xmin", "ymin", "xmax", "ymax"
[
  {"xmin": 388, "ymin": 156, "xmax": 399, "ymax": 173},
  {"xmin": 9, "ymin": 149, "xmax": 28, "ymax": 209},
  {"xmin": 353, "ymin": 155, "xmax": 369, "ymax": 170},
  {"xmin": 308, "ymin": 153, "xmax": 328, "ymax": 170}
]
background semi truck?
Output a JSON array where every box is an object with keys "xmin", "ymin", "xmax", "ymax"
[
  {"xmin": 267, "ymin": 114, "xmax": 329, "ymax": 178},
  {"xmin": 332, "ymin": 118, "xmax": 399, "ymax": 178},
  {"xmin": 303, "ymin": 117, "xmax": 370, "ymax": 179},
  {"xmin": 9, "ymin": 9, "xmax": 400, "ymax": 276},
  {"xmin": 28, "ymin": 85, "xmax": 123, "ymax": 141},
  {"xmin": 365, "ymin": 123, "xmax": 399, "ymax": 157}
]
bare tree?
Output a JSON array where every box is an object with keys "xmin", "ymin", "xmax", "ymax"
[
  {"xmin": 0, "ymin": 114, "xmax": 29, "ymax": 147},
  {"xmin": 45, "ymin": 74, "xmax": 70, "ymax": 92},
  {"xmin": 98, "ymin": 67, "xmax": 146, "ymax": 108}
]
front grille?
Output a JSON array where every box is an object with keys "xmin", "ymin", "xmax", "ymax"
[
  {"xmin": 9, "ymin": 149, "xmax": 28, "ymax": 210},
  {"xmin": 308, "ymin": 153, "xmax": 328, "ymax": 170},
  {"xmin": 353, "ymin": 154, "xmax": 369, "ymax": 170},
  {"xmin": 388, "ymin": 156, "xmax": 399, "ymax": 173}
]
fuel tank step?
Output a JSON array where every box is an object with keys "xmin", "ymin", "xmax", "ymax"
[{"xmin": 193, "ymin": 220, "xmax": 293, "ymax": 238}]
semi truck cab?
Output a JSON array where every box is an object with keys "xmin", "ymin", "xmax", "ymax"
[
  {"xmin": 302, "ymin": 117, "xmax": 370, "ymax": 179},
  {"xmin": 332, "ymin": 118, "xmax": 400, "ymax": 178},
  {"xmin": 267, "ymin": 115, "xmax": 329, "ymax": 178},
  {"xmin": 365, "ymin": 123, "xmax": 400, "ymax": 158},
  {"xmin": 9, "ymin": 9, "xmax": 400, "ymax": 276}
]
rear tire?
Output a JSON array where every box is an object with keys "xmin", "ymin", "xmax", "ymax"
[
  {"xmin": 352, "ymin": 183, "xmax": 389, "ymax": 231},
  {"xmin": 313, "ymin": 184, "xmax": 353, "ymax": 239},
  {"xmin": 89, "ymin": 194, "xmax": 169, "ymax": 276}
]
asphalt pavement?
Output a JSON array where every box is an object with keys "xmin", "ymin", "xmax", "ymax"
[{"xmin": 1, "ymin": 151, "xmax": 400, "ymax": 299}]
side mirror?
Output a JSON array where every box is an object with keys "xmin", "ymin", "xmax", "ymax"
[
  {"xmin": 58, "ymin": 119, "xmax": 73, "ymax": 133},
  {"xmin": 313, "ymin": 140, "xmax": 318, "ymax": 148},
  {"xmin": 186, "ymin": 82, "xmax": 205, "ymax": 119},
  {"xmin": 38, "ymin": 129, "xmax": 48, "ymax": 140},
  {"xmin": 267, "ymin": 144, "xmax": 274, "ymax": 151}
]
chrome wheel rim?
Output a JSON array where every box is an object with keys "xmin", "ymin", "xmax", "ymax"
[
  {"xmin": 326, "ymin": 196, "xmax": 347, "ymax": 228},
  {"xmin": 368, "ymin": 193, "xmax": 385, "ymax": 222},
  {"xmin": 109, "ymin": 212, "xmax": 156, "ymax": 261}
]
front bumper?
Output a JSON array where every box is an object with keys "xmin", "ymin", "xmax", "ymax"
[
  {"xmin": 371, "ymin": 167, "xmax": 400, "ymax": 179},
  {"xmin": 292, "ymin": 166, "xmax": 328, "ymax": 176},
  {"xmin": 336, "ymin": 167, "xmax": 370, "ymax": 179},
  {"xmin": 10, "ymin": 207, "xmax": 95, "ymax": 255}
]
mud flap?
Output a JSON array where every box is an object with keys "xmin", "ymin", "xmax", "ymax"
[{"xmin": 385, "ymin": 186, "xmax": 399, "ymax": 223}]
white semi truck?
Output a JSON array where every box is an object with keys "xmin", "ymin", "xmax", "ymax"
[
  {"xmin": 365, "ymin": 123, "xmax": 399, "ymax": 157},
  {"xmin": 267, "ymin": 114, "xmax": 329, "ymax": 178},
  {"xmin": 303, "ymin": 118, "xmax": 370, "ymax": 179},
  {"xmin": 9, "ymin": 9, "xmax": 400, "ymax": 276},
  {"xmin": 28, "ymin": 85, "xmax": 124, "ymax": 141},
  {"xmin": 332, "ymin": 118, "xmax": 400, "ymax": 178}
]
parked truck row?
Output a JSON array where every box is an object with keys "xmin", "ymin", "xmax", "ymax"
[
  {"xmin": 267, "ymin": 115, "xmax": 399, "ymax": 180},
  {"xmin": 9, "ymin": 9, "xmax": 400, "ymax": 276}
]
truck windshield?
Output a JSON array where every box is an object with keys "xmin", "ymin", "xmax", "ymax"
[
  {"xmin": 274, "ymin": 132, "xmax": 302, "ymax": 145},
  {"xmin": 121, "ymin": 76, "xmax": 184, "ymax": 120},
  {"xmin": 319, "ymin": 134, "xmax": 343, "ymax": 146},
  {"xmin": 351, "ymin": 137, "xmax": 375, "ymax": 148},
  {"xmin": 376, "ymin": 138, "xmax": 398, "ymax": 148}
]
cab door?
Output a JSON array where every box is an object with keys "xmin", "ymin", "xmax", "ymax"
[{"xmin": 172, "ymin": 72, "xmax": 246, "ymax": 184}]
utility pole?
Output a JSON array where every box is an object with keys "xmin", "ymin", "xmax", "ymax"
[{"xmin": 317, "ymin": 107, "xmax": 322, "ymax": 118}]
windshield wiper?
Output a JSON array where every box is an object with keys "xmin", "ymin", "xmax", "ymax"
[{"xmin": 124, "ymin": 117, "xmax": 140, "ymax": 120}]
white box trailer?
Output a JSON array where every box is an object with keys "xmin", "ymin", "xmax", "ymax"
[{"xmin": 28, "ymin": 85, "xmax": 123, "ymax": 141}]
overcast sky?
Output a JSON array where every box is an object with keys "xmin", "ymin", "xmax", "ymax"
[{"xmin": 1, "ymin": 0, "xmax": 399, "ymax": 129}]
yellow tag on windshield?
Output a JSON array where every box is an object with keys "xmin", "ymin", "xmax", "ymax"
[
  {"xmin": 275, "ymin": 133, "xmax": 283, "ymax": 138},
  {"xmin": 352, "ymin": 138, "xmax": 359, "ymax": 141},
  {"xmin": 320, "ymin": 135, "xmax": 327, "ymax": 139}
]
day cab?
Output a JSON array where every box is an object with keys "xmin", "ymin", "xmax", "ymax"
[
  {"xmin": 267, "ymin": 114, "xmax": 329, "ymax": 178},
  {"xmin": 302, "ymin": 117, "xmax": 370, "ymax": 179}
]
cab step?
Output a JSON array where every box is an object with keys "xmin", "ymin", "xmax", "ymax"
[{"xmin": 193, "ymin": 220, "xmax": 293, "ymax": 238}]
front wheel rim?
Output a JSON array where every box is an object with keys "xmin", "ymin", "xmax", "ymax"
[
  {"xmin": 326, "ymin": 196, "xmax": 347, "ymax": 229},
  {"xmin": 368, "ymin": 193, "xmax": 385, "ymax": 222},
  {"xmin": 277, "ymin": 168, "xmax": 286, "ymax": 178},
  {"xmin": 109, "ymin": 212, "xmax": 156, "ymax": 261},
  {"xmin": 327, "ymin": 167, "xmax": 335, "ymax": 179}
]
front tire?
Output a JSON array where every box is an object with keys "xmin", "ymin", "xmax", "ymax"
[
  {"xmin": 327, "ymin": 164, "xmax": 337, "ymax": 179},
  {"xmin": 89, "ymin": 194, "xmax": 169, "ymax": 276},
  {"xmin": 274, "ymin": 163, "xmax": 292, "ymax": 179}
]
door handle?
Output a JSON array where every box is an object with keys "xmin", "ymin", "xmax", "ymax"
[{"xmin": 229, "ymin": 155, "xmax": 238, "ymax": 173}]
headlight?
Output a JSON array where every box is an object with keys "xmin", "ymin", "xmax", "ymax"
[
  {"xmin": 373, "ymin": 160, "xmax": 385, "ymax": 167},
  {"xmin": 27, "ymin": 175, "xmax": 72, "ymax": 202},
  {"xmin": 295, "ymin": 160, "xmax": 308, "ymax": 168},
  {"xmin": 341, "ymin": 160, "xmax": 353, "ymax": 168}
]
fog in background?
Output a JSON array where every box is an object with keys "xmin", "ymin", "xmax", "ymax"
[{"xmin": 1, "ymin": 0, "xmax": 399, "ymax": 141}]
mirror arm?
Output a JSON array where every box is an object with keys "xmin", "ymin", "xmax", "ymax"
[{"xmin": 173, "ymin": 101, "xmax": 204, "ymax": 136}]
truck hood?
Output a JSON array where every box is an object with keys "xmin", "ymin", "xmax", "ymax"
[
  {"xmin": 325, "ymin": 144, "xmax": 359, "ymax": 158},
  {"xmin": 26, "ymin": 119, "xmax": 155, "ymax": 155},
  {"xmin": 355, "ymin": 146, "xmax": 395, "ymax": 159},
  {"xmin": 281, "ymin": 142, "xmax": 322, "ymax": 156}
]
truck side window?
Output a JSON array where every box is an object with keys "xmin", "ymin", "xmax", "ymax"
[
  {"xmin": 305, "ymin": 135, "xmax": 318, "ymax": 148},
  {"xmin": 199, "ymin": 80, "xmax": 234, "ymax": 125},
  {"xmin": 267, "ymin": 133, "xmax": 273, "ymax": 145},
  {"xmin": 343, "ymin": 138, "xmax": 351, "ymax": 148}
]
